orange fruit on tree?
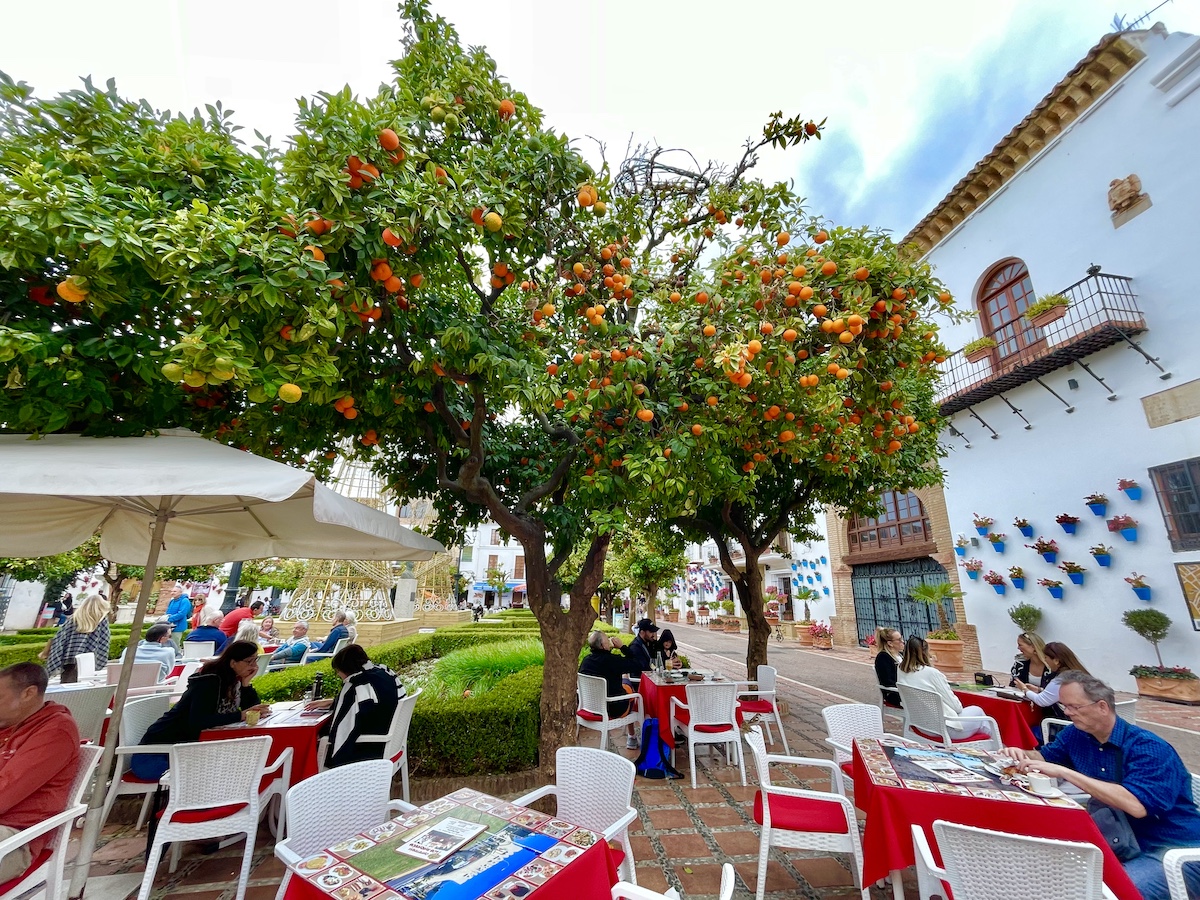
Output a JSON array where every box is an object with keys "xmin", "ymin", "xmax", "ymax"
[
  {"xmin": 383, "ymin": 275, "xmax": 403, "ymax": 293},
  {"xmin": 371, "ymin": 262, "xmax": 392, "ymax": 281},
  {"xmin": 360, "ymin": 163, "xmax": 380, "ymax": 182},
  {"xmin": 378, "ymin": 128, "xmax": 400, "ymax": 151},
  {"xmin": 814, "ymin": 229, "xmax": 828, "ymax": 243},
  {"xmin": 782, "ymin": 328, "xmax": 798, "ymax": 342},
  {"xmin": 838, "ymin": 331, "xmax": 855, "ymax": 344},
  {"xmin": 759, "ymin": 322, "xmax": 774, "ymax": 335},
  {"xmin": 278, "ymin": 383, "xmax": 303, "ymax": 403},
  {"xmin": 776, "ymin": 231, "xmax": 790, "ymax": 246},
  {"xmin": 382, "ymin": 227, "xmax": 402, "ymax": 247},
  {"xmin": 706, "ymin": 396, "xmax": 718, "ymax": 406},
  {"xmin": 854, "ymin": 267, "xmax": 869, "ymax": 281},
  {"xmin": 677, "ymin": 401, "xmax": 689, "ymax": 412},
  {"xmin": 410, "ymin": 273, "xmax": 425, "ymax": 288},
  {"xmin": 820, "ymin": 260, "xmax": 837, "ymax": 276},
  {"xmin": 304, "ymin": 245, "xmax": 325, "ymax": 262},
  {"xmin": 812, "ymin": 303, "xmax": 828, "ymax": 318},
  {"xmin": 695, "ymin": 291, "xmax": 709, "ymax": 304},
  {"xmin": 636, "ymin": 409, "xmax": 654, "ymax": 422},
  {"xmin": 703, "ymin": 324, "xmax": 716, "ymax": 337},
  {"xmin": 748, "ymin": 339, "xmax": 763, "ymax": 354},
  {"xmin": 471, "ymin": 207, "xmax": 486, "ymax": 227},
  {"xmin": 498, "ymin": 98, "xmax": 516, "ymax": 119},
  {"xmin": 483, "ymin": 212, "xmax": 503, "ymax": 232},
  {"xmin": 691, "ymin": 424, "xmax": 704, "ymax": 436},
  {"xmin": 792, "ymin": 265, "xmax": 807, "ymax": 278}
]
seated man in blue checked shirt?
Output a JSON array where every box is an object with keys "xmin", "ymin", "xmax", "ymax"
[{"xmin": 1002, "ymin": 670, "xmax": 1200, "ymax": 900}]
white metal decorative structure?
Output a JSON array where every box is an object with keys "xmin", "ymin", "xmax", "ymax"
[
  {"xmin": 515, "ymin": 747, "xmax": 639, "ymax": 885},
  {"xmin": 52, "ymin": 685, "xmax": 114, "ymax": 746},
  {"xmin": 274, "ymin": 759, "xmax": 415, "ymax": 900},
  {"xmin": 575, "ymin": 673, "xmax": 643, "ymax": 753},
  {"xmin": 743, "ymin": 726, "xmax": 867, "ymax": 900},
  {"xmin": 98, "ymin": 694, "xmax": 172, "ymax": 830},
  {"xmin": 736, "ymin": 665, "xmax": 789, "ymax": 753},
  {"xmin": 358, "ymin": 688, "xmax": 422, "ymax": 801},
  {"xmin": 821, "ymin": 703, "xmax": 885, "ymax": 777},
  {"xmin": 670, "ymin": 681, "xmax": 745, "ymax": 790},
  {"xmin": 895, "ymin": 684, "xmax": 1000, "ymax": 749},
  {"xmin": 911, "ymin": 821, "xmax": 1116, "ymax": 900}
]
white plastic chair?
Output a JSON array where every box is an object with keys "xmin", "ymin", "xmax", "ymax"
[
  {"xmin": 821, "ymin": 703, "xmax": 885, "ymax": 778},
  {"xmin": 736, "ymin": 665, "xmax": 789, "ymax": 753},
  {"xmin": 1164, "ymin": 847, "xmax": 1200, "ymax": 900},
  {"xmin": 182, "ymin": 641, "xmax": 215, "ymax": 659},
  {"xmin": 912, "ymin": 820, "xmax": 1117, "ymax": 900},
  {"xmin": 165, "ymin": 661, "xmax": 201, "ymax": 704},
  {"xmin": 610, "ymin": 862, "xmax": 733, "ymax": 899},
  {"xmin": 137, "ymin": 736, "xmax": 271, "ymax": 900},
  {"xmin": 0, "ymin": 744, "xmax": 101, "ymax": 900},
  {"xmin": 305, "ymin": 636, "xmax": 350, "ymax": 664},
  {"xmin": 98, "ymin": 693, "xmax": 172, "ymax": 830},
  {"xmin": 670, "ymin": 681, "xmax": 745, "ymax": 790},
  {"xmin": 254, "ymin": 653, "xmax": 272, "ymax": 679},
  {"xmin": 107, "ymin": 660, "xmax": 163, "ymax": 687},
  {"xmin": 1114, "ymin": 699, "xmax": 1137, "ymax": 722},
  {"xmin": 75, "ymin": 652, "xmax": 99, "ymax": 682},
  {"xmin": 743, "ymin": 726, "xmax": 866, "ymax": 900},
  {"xmin": 514, "ymin": 747, "xmax": 639, "ymax": 884},
  {"xmin": 52, "ymin": 684, "xmax": 115, "ymax": 745},
  {"xmin": 266, "ymin": 643, "xmax": 313, "ymax": 671},
  {"xmin": 359, "ymin": 688, "xmax": 422, "ymax": 801},
  {"xmin": 1042, "ymin": 699, "xmax": 1139, "ymax": 745},
  {"xmin": 274, "ymin": 758, "xmax": 415, "ymax": 900},
  {"xmin": 896, "ymin": 684, "xmax": 1000, "ymax": 749},
  {"xmin": 575, "ymin": 673, "xmax": 642, "ymax": 753}
]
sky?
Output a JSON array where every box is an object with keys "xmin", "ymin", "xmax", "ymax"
[{"xmin": 3, "ymin": 0, "xmax": 1199, "ymax": 238}]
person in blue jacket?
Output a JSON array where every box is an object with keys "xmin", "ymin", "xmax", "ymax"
[{"xmin": 164, "ymin": 585, "xmax": 192, "ymax": 649}]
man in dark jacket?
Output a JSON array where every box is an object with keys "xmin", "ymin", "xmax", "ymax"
[
  {"xmin": 628, "ymin": 618, "xmax": 660, "ymax": 674},
  {"xmin": 579, "ymin": 630, "xmax": 643, "ymax": 749}
]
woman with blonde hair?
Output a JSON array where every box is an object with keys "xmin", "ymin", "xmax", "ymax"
[
  {"xmin": 40, "ymin": 592, "xmax": 111, "ymax": 681},
  {"xmin": 873, "ymin": 627, "xmax": 904, "ymax": 708},
  {"xmin": 1009, "ymin": 632, "xmax": 1051, "ymax": 688},
  {"xmin": 234, "ymin": 619, "xmax": 263, "ymax": 651},
  {"xmin": 1014, "ymin": 641, "xmax": 1090, "ymax": 721}
]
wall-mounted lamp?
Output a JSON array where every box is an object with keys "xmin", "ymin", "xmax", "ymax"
[
  {"xmin": 1067, "ymin": 378, "xmax": 1080, "ymax": 390},
  {"xmin": 970, "ymin": 537, "xmax": 980, "ymax": 547}
]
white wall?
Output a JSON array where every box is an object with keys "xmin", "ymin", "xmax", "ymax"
[
  {"xmin": 929, "ymin": 29, "xmax": 1200, "ymax": 689},
  {"xmin": 1, "ymin": 580, "xmax": 48, "ymax": 630}
]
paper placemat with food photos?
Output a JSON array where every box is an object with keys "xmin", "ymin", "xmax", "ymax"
[
  {"xmin": 856, "ymin": 739, "xmax": 1081, "ymax": 809},
  {"xmin": 296, "ymin": 788, "xmax": 604, "ymax": 900}
]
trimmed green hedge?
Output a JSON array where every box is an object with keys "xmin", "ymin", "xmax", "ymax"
[{"xmin": 0, "ymin": 644, "xmax": 46, "ymax": 669}]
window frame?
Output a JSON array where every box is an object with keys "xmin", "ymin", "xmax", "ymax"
[
  {"xmin": 848, "ymin": 491, "xmax": 932, "ymax": 555},
  {"xmin": 1150, "ymin": 459, "xmax": 1200, "ymax": 552},
  {"xmin": 977, "ymin": 260, "xmax": 1042, "ymax": 361}
]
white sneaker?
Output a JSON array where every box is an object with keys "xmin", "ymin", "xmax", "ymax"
[{"xmin": 625, "ymin": 736, "xmax": 639, "ymax": 750}]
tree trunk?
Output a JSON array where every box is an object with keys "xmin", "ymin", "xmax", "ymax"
[
  {"xmin": 645, "ymin": 581, "xmax": 658, "ymax": 623},
  {"xmin": 732, "ymin": 550, "xmax": 769, "ymax": 676}
]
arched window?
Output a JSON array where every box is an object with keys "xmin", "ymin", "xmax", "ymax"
[
  {"xmin": 848, "ymin": 491, "xmax": 931, "ymax": 553},
  {"xmin": 978, "ymin": 260, "xmax": 1040, "ymax": 359}
]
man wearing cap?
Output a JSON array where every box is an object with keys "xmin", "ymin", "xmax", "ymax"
[{"xmin": 629, "ymin": 618, "xmax": 660, "ymax": 675}]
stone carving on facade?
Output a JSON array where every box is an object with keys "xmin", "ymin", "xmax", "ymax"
[{"xmin": 1108, "ymin": 174, "xmax": 1151, "ymax": 227}]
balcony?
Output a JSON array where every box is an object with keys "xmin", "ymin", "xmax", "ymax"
[{"xmin": 936, "ymin": 272, "xmax": 1146, "ymax": 416}]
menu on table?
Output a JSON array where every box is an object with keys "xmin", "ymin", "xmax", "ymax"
[
  {"xmin": 296, "ymin": 788, "xmax": 603, "ymax": 900},
  {"xmin": 857, "ymin": 739, "xmax": 1082, "ymax": 808}
]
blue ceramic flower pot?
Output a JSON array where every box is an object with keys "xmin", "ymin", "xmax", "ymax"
[
  {"xmin": 966, "ymin": 570, "xmax": 979, "ymax": 581},
  {"xmin": 991, "ymin": 542, "xmax": 1005, "ymax": 553},
  {"xmin": 1042, "ymin": 552, "xmax": 1058, "ymax": 563},
  {"xmin": 1094, "ymin": 554, "xmax": 1111, "ymax": 567},
  {"xmin": 1060, "ymin": 522, "xmax": 1077, "ymax": 534},
  {"xmin": 1123, "ymin": 486, "xmax": 1142, "ymax": 501},
  {"xmin": 1087, "ymin": 503, "xmax": 1106, "ymax": 517},
  {"xmin": 1011, "ymin": 577, "xmax": 1025, "ymax": 590},
  {"xmin": 1068, "ymin": 572, "xmax": 1084, "ymax": 585},
  {"xmin": 1018, "ymin": 526, "xmax": 1033, "ymax": 539},
  {"xmin": 954, "ymin": 546, "xmax": 967, "ymax": 557},
  {"xmin": 1048, "ymin": 586, "xmax": 1064, "ymax": 599},
  {"xmin": 1121, "ymin": 527, "xmax": 1138, "ymax": 542},
  {"xmin": 992, "ymin": 584, "xmax": 1005, "ymax": 595},
  {"xmin": 1133, "ymin": 586, "xmax": 1152, "ymax": 601},
  {"xmin": 976, "ymin": 526, "xmax": 989, "ymax": 536}
]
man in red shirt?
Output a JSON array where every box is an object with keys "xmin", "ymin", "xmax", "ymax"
[
  {"xmin": 219, "ymin": 600, "xmax": 264, "ymax": 639},
  {"xmin": 0, "ymin": 663, "xmax": 80, "ymax": 882}
]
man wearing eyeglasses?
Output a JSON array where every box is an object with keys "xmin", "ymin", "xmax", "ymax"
[{"xmin": 1001, "ymin": 670, "xmax": 1200, "ymax": 900}]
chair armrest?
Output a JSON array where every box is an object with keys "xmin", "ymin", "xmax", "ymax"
[
  {"xmin": 387, "ymin": 799, "xmax": 417, "ymax": 815},
  {"xmin": 601, "ymin": 807, "xmax": 637, "ymax": 841},
  {"xmin": 0, "ymin": 804, "xmax": 87, "ymax": 857},
  {"xmin": 275, "ymin": 838, "xmax": 303, "ymax": 868},
  {"xmin": 911, "ymin": 823, "xmax": 948, "ymax": 900},
  {"xmin": 734, "ymin": 680, "xmax": 758, "ymax": 690},
  {"xmin": 511, "ymin": 785, "xmax": 556, "ymax": 808},
  {"xmin": 762, "ymin": 752, "xmax": 844, "ymax": 794},
  {"xmin": 669, "ymin": 697, "xmax": 688, "ymax": 716},
  {"xmin": 611, "ymin": 883, "xmax": 682, "ymax": 900},
  {"xmin": 824, "ymin": 737, "xmax": 852, "ymax": 756},
  {"xmin": 359, "ymin": 734, "xmax": 386, "ymax": 744},
  {"xmin": 114, "ymin": 743, "xmax": 175, "ymax": 757},
  {"xmin": 1163, "ymin": 847, "xmax": 1200, "ymax": 900},
  {"xmin": 263, "ymin": 746, "xmax": 293, "ymax": 779},
  {"xmin": 606, "ymin": 692, "xmax": 640, "ymax": 707}
]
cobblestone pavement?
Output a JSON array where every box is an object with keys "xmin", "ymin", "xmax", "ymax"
[{"xmin": 62, "ymin": 624, "xmax": 1200, "ymax": 899}]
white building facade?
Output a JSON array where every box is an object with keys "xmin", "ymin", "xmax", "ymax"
[
  {"xmin": 456, "ymin": 522, "xmax": 530, "ymax": 608},
  {"xmin": 902, "ymin": 25, "xmax": 1200, "ymax": 690}
]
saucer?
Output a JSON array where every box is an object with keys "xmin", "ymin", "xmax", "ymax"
[{"xmin": 1023, "ymin": 784, "xmax": 1064, "ymax": 798}]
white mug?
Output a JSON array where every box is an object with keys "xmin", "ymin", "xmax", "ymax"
[{"xmin": 1027, "ymin": 772, "xmax": 1056, "ymax": 794}]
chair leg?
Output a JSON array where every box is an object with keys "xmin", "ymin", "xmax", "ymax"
[
  {"xmin": 137, "ymin": 838, "xmax": 167, "ymax": 900},
  {"xmin": 774, "ymin": 710, "xmax": 790, "ymax": 755},
  {"xmin": 619, "ymin": 832, "xmax": 638, "ymax": 884},
  {"xmin": 274, "ymin": 871, "xmax": 293, "ymax": 900},
  {"xmin": 168, "ymin": 839, "xmax": 183, "ymax": 873},
  {"xmin": 136, "ymin": 792, "xmax": 153, "ymax": 830},
  {"xmin": 400, "ymin": 756, "xmax": 410, "ymax": 803},
  {"xmin": 754, "ymin": 830, "xmax": 771, "ymax": 900},
  {"xmin": 233, "ymin": 828, "xmax": 256, "ymax": 900},
  {"xmin": 689, "ymin": 736, "xmax": 698, "ymax": 790},
  {"xmin": 734, "ymin": 737, "xmax": 746, "ymax": 786}
]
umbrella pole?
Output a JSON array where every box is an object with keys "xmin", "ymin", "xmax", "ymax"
[{"xmin": 70, "ymin": 499, "xmax": 172, "ymax": 900}]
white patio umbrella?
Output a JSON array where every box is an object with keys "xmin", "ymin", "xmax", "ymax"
[{"xmin": 0, "ymin": 429, "xmax": 444, "ymax": 896}]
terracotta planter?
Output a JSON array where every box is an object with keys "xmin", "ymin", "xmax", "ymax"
[
  {"xmin": 964, "ymin": 346, "xmax": 992, "ymax": 364},
  {"xmin": 666, "ymin": 610, "xmax": 679, "ymax": 623},
  {"xmin": 927, "ymin": 638, "xmax": 965, "ymax": 673},
  {"xmin": 724, "ymin": 620, "xmax": 742, "ymax": 634},
  {"xmin": 1135, "ymin": 676, "xmax": 1200, "ymax": 705},
  {"xmin": 797, "ymin": 628, "xmax": 815, "ymax": 647},
  {"xmin": 686, "ymin": 611, "xmax": 696, "ymax": 624},
  {"xmin": 765, "ymin": 616, "xmax": 780, "ymax": 627},
  {"xmin": 1028, "ymin": 305, "xmax": 1068, "ymax": 329},
  {"xmin": 813, "ymin": 636, "xmax": 833, "ymax": 650}
]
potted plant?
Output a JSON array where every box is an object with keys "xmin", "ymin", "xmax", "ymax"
[
  {"xmin": 909, "ymin": 581, "xmax": 964, "ymax": 672},
  {"xmin": 954, "ymin": 534, "xmax": 970, "ymax": 557},
  {"xmin": 1013, "ymin": 517, "xmax": 1034, "ymax": 539},
  {"xmin": 1122, "ymin": 608, "xmax": 1200, "ymax": 703},
  {"xmin": 685, "ymin": 598, "xmax": 696, "ymax": 625},
  {"xmin": 1108, "ymin": 514, "xmax": 1139, "ymax": 542},
  {"xmin": 1125, "ymin": 572, "xmax": 1152, "ymax": 602},
  {"xmin": 972, "ymin": 514, "xmax": 994, "ymax": 536},
  {"xmin": 962, "ymin": 558, "xmax": 983, "ymax": 581},
  {"xmin": 983, "ymin": 570, "xmax": 1006, "ymax": 595},
  {"xmin": 1089, "ymin": 544, "xmax": 1113, "ymax": 567},
  {"xmin": 1059, "ymin": 560, "xmax": 1087, "ymax": 586},
  {"xmin": 1027, "ymin": 536, "xmax": 1060, "ymax": 563},
  {"xmin": 1023, "ymin": 293, "xmax": 1071, "ymax": 328},
  {"xmin": 720, "ymin": 599, "xmax": 740, "ymax": 633},
  {"xmin": 809, "ymin": 621, "xmax": 833, "ymax": 650},
  {"xmin": 1038, "ymin": 577, "xmax": 1064, "ymax": 599},
  {"xmin": 1119, "ymin": 477, "xmax": 1142, "ymax": 502},
  {"xmin": 764, "ymin": 588, "xmax": 781, "ymax": 626},
  {"xmin": 987, "ymin": 532, "xmax": 1006, "ymax": 554},
  {"xmin": 1007, "ymin": 601, "xmax": 1042, "ymax": 634},
  {"xmin": 962, "ymin": 336, "xmax": 997, "ymax": 364},
  {"xmin": 1056, "ymin": 513, "xmax": 1081, "ymax": 535},
  {"xmin": 1008, "ymin": 565, "xmax": 1026, "ymax": 590},
  {"xmin": 1084, "ymin": 492, "xmax": 1109, "ymax": 517}
]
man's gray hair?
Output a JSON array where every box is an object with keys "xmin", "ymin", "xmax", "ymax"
[
  {"xmin": 201, "ymin": 608, "xmax": 223, "ymax": 627},
  {"xmin": 1058, "ymin": 670, "xmax": 1116, "ymax": 709},
  {"xmin": 587, "ymin": 630, "xmax": 607, "ymax": 651}
]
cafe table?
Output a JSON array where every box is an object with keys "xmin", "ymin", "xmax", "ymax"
[
  {"xmin": 952, "ymin": 686, "xmax": 1041, "ymax": 750},
  {"xmin": 638, "ymin": 671, "xmax": 743, "ymax": 755},
  {"xmin": 283, "ymin": 786, "xmax": 619, "ymax": 900},
  {"xmin": 201, "ymin": 703, "xmax": 329, "ymax": 784},
  {"xmin": 851, "ymin": 737, "xmax": 1140, "ymax": 900}
]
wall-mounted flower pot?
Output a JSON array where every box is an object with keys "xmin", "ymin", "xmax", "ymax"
[
  {"xmin": 976, "ymin": 526, "xmax": 990, "ymax": 536},
  {"xmin": 1123, "ymin": 486, "xmax": 1143, "ymax": 501},
  {"xmin": 991, "ymin": 584, "xmax": 1006, "ymax": 595},
  {"xmin": 1042, "ymin": 552, "xmax": 1058, "ymax": 564},
  {"xmin": 1087, "ymin": 503, "xmax": 1107, "ymax": 517},
  {"xmin": 1120, "ymin": 528, "xmax": 1138, "ymax": 542},
  {"xmin": 1029, "ymin": 305, "xmax": 1068, "ymax": 328},
  {"xmin": 1133, "ymin": 586, "xmax": 1152, "ymax": 602},
  {"xmin": 1018, "ymin": 526, "xmax": 1034, "ymax": 539},
  {"xmin": 1047, "ymin": 586, "xmax": 1064, "ymax": 599},
  {"xmin": 954, "ymin": 546, "xmax": 967, "ymax": 557},
  {"xmin": 966, "ymin": 570, "xmax": 979, "ymax": 581},
  {"xmin": 1068, "ymin": 572, "xmax": 1085, "ymax": 586},
  {"xmin": 1060, "ymin": 522, "xmax": 1077, "ymax": 535},
  {"xmin": 822, "ymin": 587, "xmax": 830, "ymax": 596},
  {"xmin": 1093, "ymin": 553, "xmax": 1112, "ymax": 567},
  {"xmin": 991, "ymin": 542, "xmax": 1005, "ymax": 554},
  {"xmin": 1011, "ymin": 577, "xmax": 1026, "ymax": 590}
]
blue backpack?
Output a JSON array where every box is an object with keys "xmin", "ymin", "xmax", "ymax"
[{"xmin": 634, "ymin": 718, "xmax": 683, "ymax": 779}]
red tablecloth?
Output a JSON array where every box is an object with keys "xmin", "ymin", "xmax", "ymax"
[
  {"xmin": 953, "ymin": 690, "xmax": 1041, "ymax": 750},
  {"xmin": 201, "ymin": 706, "xmax": 328, "ymax": 784},
  {"xmin": 282, "ymin": 790, "xmax": 619, "ymax": 900},
  {"xmin": 638, "ymin": 674, "xmax": 744, "ymax": 750},
  {"xmin": 851, "ymin": 739, "xmax": 1140, "ymax": 900}
]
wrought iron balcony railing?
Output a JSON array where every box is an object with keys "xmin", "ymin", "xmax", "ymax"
[{"xmin": 936, "ymin": 272, "xmax": 1146, "ymax": 416}]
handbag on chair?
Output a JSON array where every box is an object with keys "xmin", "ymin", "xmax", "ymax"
[{"xmin": 1087, "ymin": 797, "xmax": 1141, "ymax": 861}]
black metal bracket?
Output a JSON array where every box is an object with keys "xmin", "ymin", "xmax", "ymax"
[
  {"xmin": 946, "ymin": 421, "xmax": 973, "ymax": 450},
  {"xmin": 968, "ymin": 409, "xmax": 1000, "ymax": 440},
  {"xmin": 999, "ymin": 395, "xmax": 1033, "ymax": 430},
  {"xmin": 1035, "ymin": 377, "xmax": 1075, "ymax": 413},
  {"xmin": 1076, "ymin": 360, "xmax": 1117, "ymax": 401},
  {"xmin": 1114, "ymin": 330, "xmax": 1171, "ymax": 380}
]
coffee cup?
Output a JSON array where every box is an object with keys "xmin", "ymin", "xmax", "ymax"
[
  {"xmin": 245, "ymin": 710, "xmax": 261, "ymax": 726},
  {"xmin": 1027, "ymin": 772, "xmax": 1055, "ymax": 794}
]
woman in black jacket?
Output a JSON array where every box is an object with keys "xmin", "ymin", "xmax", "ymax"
[
  {"xmin": 873, "ymin": 627, "xmax": 904, "ymax": 708},
  {"xmin": 131, "ymin": 640, "xmax": 269, "ymax": 780}
]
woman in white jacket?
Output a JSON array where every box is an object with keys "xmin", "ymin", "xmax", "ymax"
[{"xmin": 896, "ymin": 636, "xmax": 987, "ymax": 736}]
